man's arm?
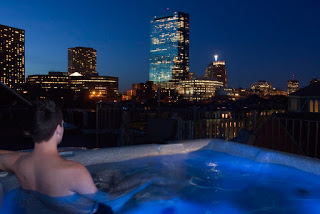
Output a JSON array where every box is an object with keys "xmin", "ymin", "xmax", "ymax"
[
  {"xmin": 0, "ymin": 152, "xmax": 23, "ymax": 173},
  {"xmin": 0, "ymin": 150, "xmax": 15, "ymax": 155}
]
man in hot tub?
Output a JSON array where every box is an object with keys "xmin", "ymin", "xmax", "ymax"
[{"xmin": 0, "ymin": 100, "xmax": 149, "ymax": 213}]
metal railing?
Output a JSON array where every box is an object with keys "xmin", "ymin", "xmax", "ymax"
[
  {"xmin": 95, "ymin": 103, "xmax": 279, "ymax": 146},
  {"xmin": 253, "ymin": 116, "xmax": 320, "ymax": 158}
]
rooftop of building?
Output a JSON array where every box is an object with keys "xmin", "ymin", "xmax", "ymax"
[
  {"xmin": 153, "ymin": 11, "xmax": 189, "ymax": 21},
  {"xmin": 0, "ymin": 24, "xmax": 25, "ymax": 31},
  {"xmin": 193, "ymin": 76, "xmax": 219, "ymax": 81},
  {"xmin": 68, "ymin": 47, "xmax": 96, "ymax": 50},
  {"xmin": 289, "ymin": 83, "xmax": 320, "ymax": 97},
  {"xmin": 287, "ymin": 79, "xmax": 299, "ymax": 83}
]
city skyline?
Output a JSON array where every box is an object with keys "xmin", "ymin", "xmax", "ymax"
[{"xmin": 1, "ymin": 0, "xmax": 319, "ymax": 91}]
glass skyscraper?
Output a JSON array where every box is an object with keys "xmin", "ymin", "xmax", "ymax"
[{"xmin": 149, "ymin": 12, "xmax": 189, "ymax": 83}]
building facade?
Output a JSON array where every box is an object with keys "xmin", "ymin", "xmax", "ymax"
[
  {"xmin": 205, "ymin": 57, "xmax": 227, "ymax": 86},
  {"xmin": 149, "ymin": 12, "xmax": 189, "ymax": 83},
  {"xmin": 176, "ymin": 77, "xmax": 223, "ymax": 101},
  {"xmin": 0, "ymin": 24, "xmax": 25, "ymax": 89},
  {"xmin": 251, "ymin": 80, "xmax": 272, "ymax": 96},
  {"xmin": 310, "ymin": 77, "xmax": 319, "ymax": 85},
  {"xmin": 68, "ymin": 47, "xmax": 97, "ymax": 76},
  {"xmin": 26, "ymin": 72, "xmax": 119, "ymax": 102},
  {"xmin": 27, "ymin": 72, "xmax": 69, "ymax": 90},
  {"xmin": 288, "ymin": 83, "xmax": 320, "ymax": 113},
  {"xmin": 69, "ymin": 74, "xmax": 118, "ymax": 102},
  {"xmin": 287, "ymin": 79, "xmax": 299, "ymax": 95}
]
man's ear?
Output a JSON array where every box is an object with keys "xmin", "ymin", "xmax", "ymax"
[{"xmin": 55, "ymin": 124, "xmax": 63, "ymax": 136}]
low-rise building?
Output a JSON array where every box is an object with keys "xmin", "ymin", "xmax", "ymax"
[
  {"xmin": 288, "ymin": 83, "xmax": 320, "ymax": 113},
  {"xmin": 251, "ymin": 80, "xmax": 272, "ymax": 96},
  {"xmin": 26, "ymin": 71, "xmax": 119, "ymax": 104},
  {"xmin": 176, "ymin": 77, "xmax": 223, "ymax": 101}
]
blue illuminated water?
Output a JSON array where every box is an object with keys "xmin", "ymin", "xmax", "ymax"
[{"xmin": 90, "ymin": 150, "xmax": 320, "ymax": 214}]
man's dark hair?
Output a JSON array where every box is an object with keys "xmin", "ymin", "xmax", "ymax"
[{"xmin": 30, "ymin": 99, "xmax": 63, "ymax": 143}]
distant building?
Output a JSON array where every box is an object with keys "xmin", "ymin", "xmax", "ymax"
[
  {"xmin": 189, "ymin": 72, "xmax": 195, "ymax": 80},
  {"xmin": 270, "ymin": 88, "xmax": 287, "ymax": 96},
  {"xmin": 122, "ymin": 89, "xmax": 136, "ymax": 101},
  {"xmin": 205, "ymin": 56, "xmax": 227, "ymax": 86},
  {"xmin": 287, "ymin": 79, "xmax": 299, "ymax": 94},
  {"xmin": 27, "ymin": 72, "xmax": 69, "ymax": 90},
  {"xmin": 26, "ymin": 71, "xmax": 119, "ymax": 102},
  {"xmin": 68, "ymin": 47, "xmax": 97, "ymax": 76},
  {"xmin": 251, "ymin": 80, "xmax": 272, "ymax": 96},
  {"xmin": 310, "ymin": 77, "xmax": 319, "ymax": 85},
  {"xmin": 0, "ymin": 24, "xmax": 25, "ymax": 89},
  {"xmin": 176, "ymin": 77, "xmax": 223, "ymax": 101},
  {"xmin": 123, "ymin": 81, "xmax": 157, "ymax": 102},
  {"xmin": 288, "ymin": 84, "xmax": 320, "ymax": 113},
  {"xmin": 69, "ymin": 72, "xmax": 118, "ymax": 102},
  {"xmin": 216, "ymin": 87, "xmax": 252, "ymax": 101},
  {"xmin": 149, "ymin": 12, "xmax": 189, "ymax": 83}
]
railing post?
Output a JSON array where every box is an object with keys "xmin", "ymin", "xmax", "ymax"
[
  {"xmin": 300, "ymin": 120, "xmax": 302, "ymax": 153},
  {"xmin": 253, "ymin": 110, "xmax": 257, "ymax": 132},
  {"xmin": 272, "ymin": 117, "xmax": 274, "ymax": 150},
  {"xmin": 278, "ymin": 118, "xmax": 281, "ymax": 151},
  {"xmin": 265, "ymin": 117, "xmax": 268, "ymax": 148},
  {"xmin": 284, "ymin": 119, "xmax": 287, "ymax": 152},
  {"xmin": 315, "ymin": 122, "xmax": 319, "ymax": 158},
  {"xmin": 96, "ymin": 103, "xmax": 99, "ymax": 148},
  {"xmin": 292, "ymin": 119, "xmax": 295, "ymax": 153},
  {"xmin": 307, "ymin": 121, "xmax": 310, "ymax": 157}
]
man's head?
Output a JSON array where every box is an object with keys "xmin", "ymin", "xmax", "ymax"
[{"xmin": 30, "ymin": 99, "xmax": 64, "ymax": 144}]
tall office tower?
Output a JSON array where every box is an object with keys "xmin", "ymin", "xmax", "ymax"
[
  {"xmin": 205, "ymin": 55, "xmax": 227, "ymax": 86},
  {"xmin": 68, "ymin": 47, "xmax": 97, "ymax": 76},
  {"xmin": 149, "ymin": 12, "xmax": 189, "ymax": 83},
  {"xmin": 0, "ymin": 24, "xmax": 25, "ymax": 89},
  {"xmin": 287, "ymin": 79, "xmax": 299, "ymax": 94}
]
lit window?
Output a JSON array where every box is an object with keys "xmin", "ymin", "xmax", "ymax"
[{"xmin": 310, "ymin": 100, "xmax": 314, "ymax": 112}]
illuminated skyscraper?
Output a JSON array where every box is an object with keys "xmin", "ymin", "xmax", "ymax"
[
  {"xmin": 149, "ymin": 12, "xmax": 189, "ymax": 83},
  {"xmin": 205, "ymin": 55, "xmax": 227, "ymax": 86},
  {"xmin": 68, "ymin": 47, "xmax": 97, "ymax": 76},
  {"xmin": 287, "ymin": 79, "xmax": 299, "ymax": 94},
  {"xmin": 0, "ymin": 24, "xmax": 25, "ymax": 89}
]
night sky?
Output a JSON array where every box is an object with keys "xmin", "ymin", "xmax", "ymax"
[{"xmin": 1, "ymin": 0, "xmax": 319, "ymax": 92}]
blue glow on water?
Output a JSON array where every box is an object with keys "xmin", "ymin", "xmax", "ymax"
[
  {"xmin": 122, "ymin": 198, "xmax": 245, "ymax": 214},
  {"xmin": 90, "ymin": 150, "xmax": 320, "ymax": 214}
]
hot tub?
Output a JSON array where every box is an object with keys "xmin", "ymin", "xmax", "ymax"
[{"xmin": 1, "ymin": 139, "xmax": 320, "ymax": 214}]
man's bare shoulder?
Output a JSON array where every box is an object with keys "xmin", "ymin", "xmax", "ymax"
[
  {"xmin": 56, "ymin": 159, "xmax": 85, "ymax": 175},
  {"xmin": 59, "ymin": 159, "xmax": 98, "ymax": 194},
  {"xmin": 60, "ymin": 158, "xmax": 85, "ymax": 170},
  {"xmin": 59, "ymin": 159, "xmax": 93, "ymax": 182}
]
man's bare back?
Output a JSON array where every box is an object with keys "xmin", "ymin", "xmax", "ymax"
[
  {"xmin": 11, "ymin": 150, "xmax": 97, "ymax": 197},
  {"xmin": 0, "ymin": 100, "xmax": 97, "ymax": 197},
  {"xmin": 0, "ymin": 100, "xmax": 101, "ymax": 213}
]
